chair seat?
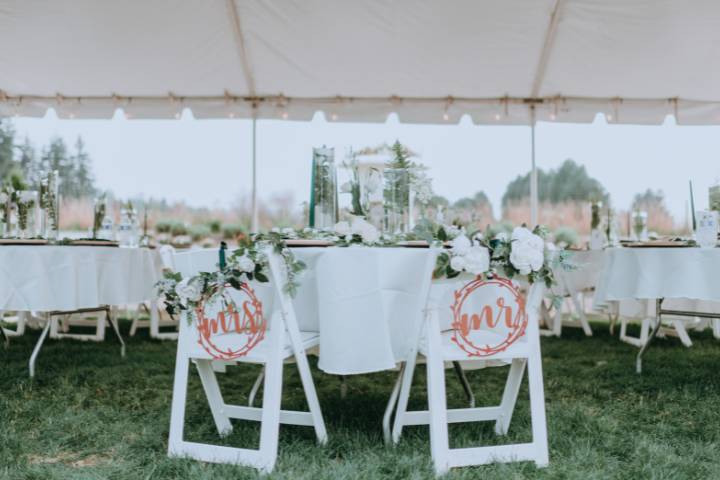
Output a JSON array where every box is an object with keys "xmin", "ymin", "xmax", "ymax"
[
  {"xmin": 419, "ymin": 329, "xmax": 530, "ymax": 363},
  {"xmin": 229, "ymin": 330, "xmax": 320, "ymax": 363}
]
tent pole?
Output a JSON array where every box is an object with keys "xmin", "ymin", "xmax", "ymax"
[
  {"xmin": 530, "ymin": 107, "xmax": 538, "ymax": 227},
  {"xmin": 251, "ymin": 116, "xmax": 259, "ymax": 233}
]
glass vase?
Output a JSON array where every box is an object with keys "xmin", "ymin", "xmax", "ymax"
[
  {"xmin": 309, "ymin": 147, "xmax": 338, "ymax": 229},
  {"xmin": 631, "ymin": 211, "xmax": 648, "ymax": 241},
  {"xmin": 384, "ymin": 168, "xmax": 411, "ymax": 234},
  {"xmin": 16, "ymin": 190, "xmax": 39, "ymax": 239},
  {"xmin": 92, "ymin": 196, "xmax": 115, "ymax": 240},
  {"xmin": 118, "ymin": 206, "xmax": 139, "ymax": 247},
  {"xmin": 39, "ymin": 171, "xmax": 60, "ymax": 241}
]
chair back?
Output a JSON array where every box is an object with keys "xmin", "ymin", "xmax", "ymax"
[
  {"xmin": 431, "ymin": 275, "xmax": 544, "ymax": 357},
  {"xmin": 175, "ymin": 248, "xmax": 277, "ymax": 362}
]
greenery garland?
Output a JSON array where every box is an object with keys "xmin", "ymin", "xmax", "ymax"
[{"xmin": 157, "ymin": 221, "xmax": 573, "ymax": 321}]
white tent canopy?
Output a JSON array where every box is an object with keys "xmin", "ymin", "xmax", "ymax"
[{"xmin": 3, "ymin": 0, "xmax": 720, "ymax": 124}]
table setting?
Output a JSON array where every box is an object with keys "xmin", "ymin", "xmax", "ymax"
[{"xmin": 0, "ymin": 171, "xmax": 163, "ymax": 376}]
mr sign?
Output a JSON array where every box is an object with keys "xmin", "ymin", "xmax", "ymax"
[{"xmin": 450, "ymin": 277, "xmax": 527, "ymax": 357}]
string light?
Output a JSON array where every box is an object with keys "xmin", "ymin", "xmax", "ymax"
[
  {"xmin": 549, "ymin": 112, "xmax": 556, "ymax": 121},
  {"xmin": 228, "ymin": 112, "xmax": 236, "ymax": 119},
  {"xmin": 442, "ymin": 112, "xmax": 450, "ymax": 121},
  {"xmin": 281, "ymin": 111, "xmax": 288, "ymax": 119},
  {"xmin": 606, "ymin": 113, "xmax": 613, "ymax": 122},
  {"xmin": 330, "ymin": 113, "xmax": 338, "ymax": 121},
  {"xmin": 494, "ymin": 113, "xmax": 501, "ymax": 121},
  {"xmin": 174, "ymin": 111, "xmax": 181, "ymax": 119}
]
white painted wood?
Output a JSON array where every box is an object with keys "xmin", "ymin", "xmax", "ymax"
[
  {"xmin": 391, "ymin": 282, "xmax": 550, "ymax": 473},
  {"xmin": 166, "ymin": 248, "xmax": 326, "ymax": 473},
  {"xmin": 195, "ymin": 359, "xmax": 233, "ymax": 436},
  {"xmin": 494, "ymin": 358, "xmax": 526, "ymax": 436},
  {"xmin": 426, "ymin": 308, "xmax": 450, "ymax": 476}
]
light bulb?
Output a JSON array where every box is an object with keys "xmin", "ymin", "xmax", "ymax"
[
  {"xmin": 331, "ymin": 113, "xmax": 338, "ymax": 121},
  {"xmin": 281, "ymin": 111, "xmax": 288, "ymax": 119},
  {"xmin": 606, "ymin": 113, "xmax": 613, "ymax": 121},
  {"xmin": 442, "ymin": 113, "xmax": 450, "ymax": 121},
  {"xmin": 174, "ymin": 112, "xmax": 181, "ymax": 119},
  {"xmin": 494, "ymin": 113, "xmax": 501, "ymax": 121},
  {"xmin": 549, "ymin": 113, "xmax": 556, "ymax": 121}
]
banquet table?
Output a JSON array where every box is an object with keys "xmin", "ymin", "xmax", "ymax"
[
  {"xmin": 174, "ymin": 246, "xmax": 495, "ymax": 376},
  {"xmin": 0, "ymin": 245, "xmax": 162, "ymax": 376},
  {"xmin": 594, "ymin": 247, "xmax": 720, "ymax": 372}
]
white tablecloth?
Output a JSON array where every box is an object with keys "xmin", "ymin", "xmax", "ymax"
[
  {"xmin": 0, "ymin": 246, "xmax": 162, "ymax": 311},
  {"xmin": 594, "ymin": 247, "xmax": 720, "ymax": 314},
  {"xmin": 556, "ymin": 249, "xmax": 605, "ymax": 295}
]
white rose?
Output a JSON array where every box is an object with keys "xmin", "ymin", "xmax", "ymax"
[
  {"xmin": 463, "ymin": 246, "xmax": 490, "ymax": 275},
  {"xmin": 512, "ymin": 226, "xmax": 544, "ymax": 251},
  {"xmin": 446, "ymin": 225, "xmax": 462, "ymax": 239},
  {"xmin": 451, "ymin": 234, "xmax": 472, "ymax": 255},
  {"xmin": 237, "ymin": 255, "xmax": 256, "ymax": 273},
  {"xmin": 175, "ymin": 277, "xmax": 202, "ymax": 303},
  {"xmin": 340, "ymin": 181, "xmax": 353, "ymax": 193},
  {"xmin": 510, "ymin": 243, "xmax": 544, "ymax": 275},
  {"xmin": 334, "ymin": 221, "xmax": 351, "ymax": 236},
  {"xmin": 359, "ymin": 223, "xmax": 380, "ymax": 243},
  {"xmin": 450, "ymin": 255, "xmax": 467, "ymax": 272}
]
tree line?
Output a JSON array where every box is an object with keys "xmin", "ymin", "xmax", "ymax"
[{"xmin": 0, "ymin": 119, "xmax": 96, "ymax": 197}]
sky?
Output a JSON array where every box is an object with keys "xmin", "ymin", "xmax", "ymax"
[{"xmin": 9, "ymin": 111, "xmax": 720, "ymax": 222}]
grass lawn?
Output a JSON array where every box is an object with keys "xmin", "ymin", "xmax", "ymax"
[{"xmin": 1, "ymin": 317, "xmax": 720, "ymax": 479}]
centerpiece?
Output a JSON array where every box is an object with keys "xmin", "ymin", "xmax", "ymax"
[
  {"xmin": 309, "ymin": 146, "xmax": 338, "ymax": 229},
  {"xmin": 15, "ymin": 190, "xmax": 38, "ymax": 239},
  {"xmin": 39, "ymin": 170, "xmax": 60, "ymax": 241}
]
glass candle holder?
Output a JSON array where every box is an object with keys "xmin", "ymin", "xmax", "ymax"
[
  {"xmin": 384, "ymin": 168, "xmax": 411, "ymax": 234},
  {"xmin": 39, "ymin": 171, "xmax": 60, "ymax": 241},
  {"xmin": 16, "ymin": 190, "xmax": 39, "ymax": 239},
  {"xmin": 309, "ymin": 147, "xmax": 338, "ymax": 229}
]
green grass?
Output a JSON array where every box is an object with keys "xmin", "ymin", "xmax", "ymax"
[{"xmin": 2, "ymin": 318, "xmax": 720, "ymax": 479}]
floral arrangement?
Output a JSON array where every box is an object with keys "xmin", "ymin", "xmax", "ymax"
[{"xmin": 157, "ymin": 235, "xmax": 306, "ymax": 320}]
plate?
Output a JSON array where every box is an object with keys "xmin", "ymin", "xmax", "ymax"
[
  {"xmin": 68, "ymin": 240, "xmax": 120, "ymax": 247},
  {"xmin": 285, "ymin": 239, "xmax": 334, "ymax": 247},
  {"xmin": 0, "ymin": 238, "xmax": 49, "ymax": 245},
  {"xmin": 623, "ymin": 241, "xmax": 692, "ymax": 248}
]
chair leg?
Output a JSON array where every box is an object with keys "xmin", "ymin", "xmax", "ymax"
[
  {"xmin": 290, "ymin": 341, "xmax": 328, "ymax": 445},
  {"xmin": 451, "ymin": 361, "xmax": 475, "ymax": 408},
  {"xmin": 494, "ymin": 358, "xmax": 526, "ymax": 436},
  {"xmin": 426, "ymin": 310, "xmax": 450, "ymax": 476},
  {"xmin": 248, "ymin": 367, "xmax": 265, "ymax": 407},
  {"xmin": 195, "ymin": 359, "xmax": 233, "ymax": 436},
  {"xmin": 391, "ymin": 356, "xmax": 418, "ymax": 444},
  {"xmin": 257, "ymin": 328, "xmax": 285, "ymax": 474},
  {"xmin": 571, "ymin": 293, "xmax": 593, "ymax": 337},
  {"xmin": 383, "ymin": 364, "xmax": 404, "ymax": 445},
  {"xmin": 671, "ymin": 319, "xmax": 693, "ymax": 347},
  {"xmin": 527, "ymin": 351, "xmax": 549, "ymax": 467},
  {"xmin": 168, "ymin": 355, "xmax": 191, "ymax": 456}
]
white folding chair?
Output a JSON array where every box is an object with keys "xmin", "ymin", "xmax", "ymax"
[
  {"xmin": 390, "ymin": 276, "xmax": 548, "ymax": 475},
  {"xmin": 541, "ymin": 269, "xmax": 593, "ymax": 338},
  {"xmin": 130, "ymin": 245, "xmax": 179, "ymax": 340},
  {"xmin": 167, "ymin": 247, "xmax": 327, "ymax": 473}
]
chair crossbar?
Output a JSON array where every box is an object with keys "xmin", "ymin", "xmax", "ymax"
[
  {"xmin": 401, "ymin": 406, "xmax": 503, "ymax": 426},
  {"xmin": 223, "ymin": 405, "xmax": 315, "ymax": 426},
  {"xmin": 448, "ymin": 443, "xmax": 541, "ymax": 468}
]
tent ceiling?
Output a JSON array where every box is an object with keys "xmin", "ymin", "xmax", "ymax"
[{"xmin": 1, "ymin": 0, "xmax": 720, "ymax": 124}]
